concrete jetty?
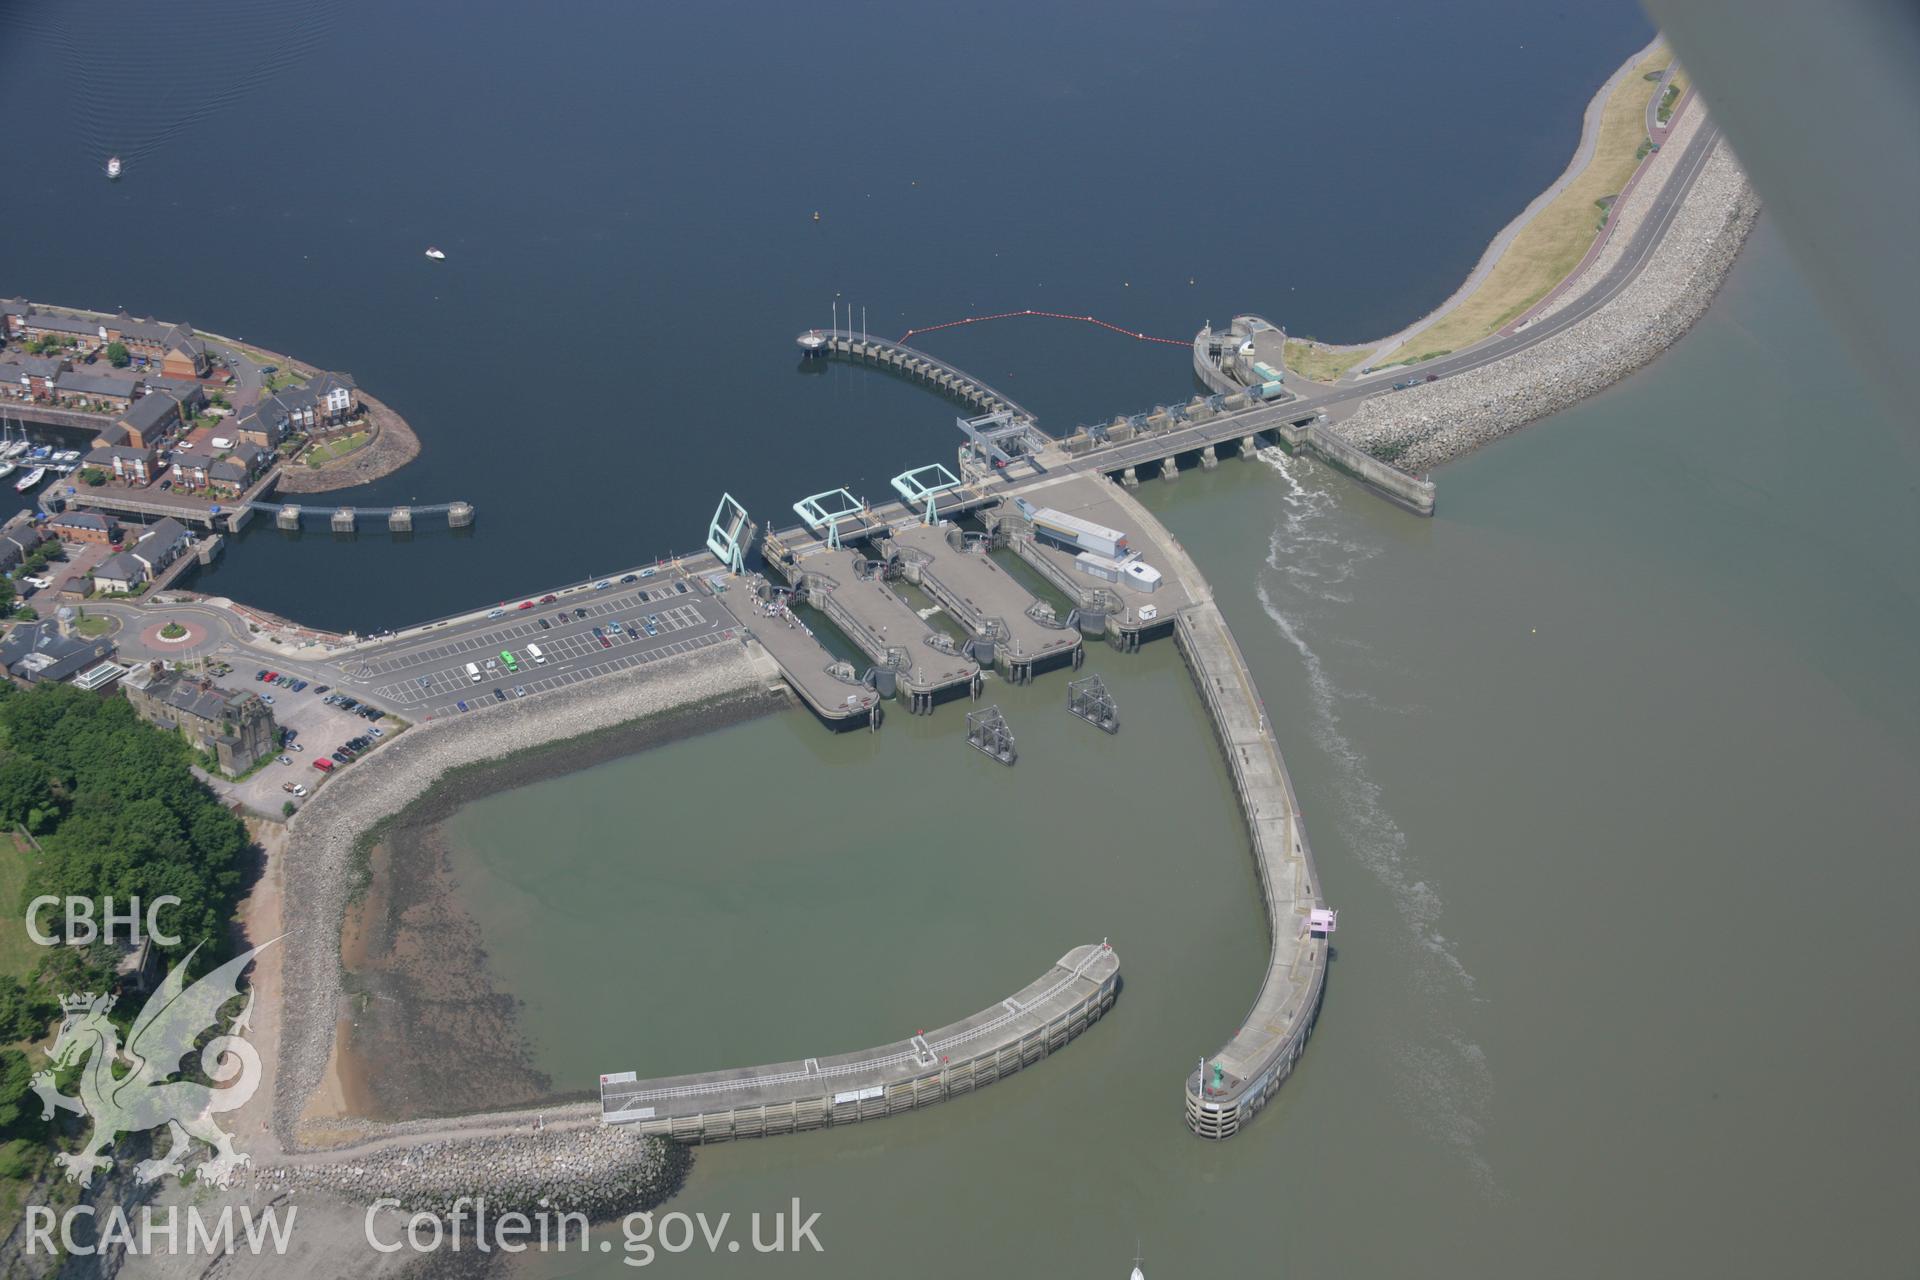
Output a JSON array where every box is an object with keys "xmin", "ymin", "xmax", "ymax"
[{"xmin": 600, "ymin": 943, "xmax": 1118, "ymax": 1142}]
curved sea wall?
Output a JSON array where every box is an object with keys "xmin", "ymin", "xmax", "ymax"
[
  {"xmin": 1336, "ymin": 130, "xmax": 1761, "ymax": 472},
  {"xmin": 273, "ymin": 641, "xmax": 775, "ymax": 1159}
]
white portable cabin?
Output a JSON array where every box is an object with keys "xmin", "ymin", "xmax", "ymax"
[
  {"xmin": 1031, "ymin": 507, "xmax": 1129, "ymax": 558},
  {"xmin": 1123, "ymin": 560, "xmax": 1163, "ymax": 592},
  {"xmin": 1073, "ymin": 550, "xmax": 1125, "ymax": 584}
]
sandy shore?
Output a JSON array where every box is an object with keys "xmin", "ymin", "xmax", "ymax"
[
  {"xmin": 274, "ymin": 638, "xmax": 782, "ymax": 1152},
  {"xmin": 319, "ymin": 684, "xmax": 785, "ymax": 1127}
]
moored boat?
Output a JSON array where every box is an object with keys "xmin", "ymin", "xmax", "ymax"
[{"xmin": 15, "ymin": 465, "xmax": 46, "ymax": 492}]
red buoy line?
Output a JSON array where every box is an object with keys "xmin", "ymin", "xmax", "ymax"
[{"xmin": 898, "ymin": 309, "xmax": 1189, "ymax": 348}]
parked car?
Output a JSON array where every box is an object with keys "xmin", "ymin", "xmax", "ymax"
[
  {"xmin": 595, "ymin": 580, "xmax": 611, "ymax": 590},
  {"xmin": 607, "ymin": 619, "xmax": 623, "ymax": 635},
  {"xmin": 292, "ymin": 679, "xmax": 308, "ymax": 692},
  {"xmin": 573, "ymin": 607, "xmax": 588, "ymax": 619},
  {"xmin": 282, "ymin": 781, "xmax": 296, "ymax": 793},
  {"xmin": 278, "ymin": 755, "xmax": 292, "ymax": 766},
  {"xmin": 487, "ymin": 608, "xmax": 504, "ymax": 619},
  {"xmin": 554, "ymin": 614, "xmax": 568, "ymax": 627},
  {"xmin": 369, "ymin": 726, "xmax": 384, "ymax": 738},
  {"xmin": 456, "ymin": 700, "xmax": 469, "ymax": 713},
  {"xmin": 292, "ymin": 784, "xmax": 308, "ymax": 798},
  {"xmin": 263, "ymin": 670, "xmax": 278, "ymax": 682},
  {"xmin": 619, "ymin": 574, "xmax": 637, "ymax": 584},
  {"xmin": 540, "ymin": 594, "xmax": 557, "ymax": 603},
  {"xmin": 314, "ymin": 684, "xmax": 330, "ymax": 694},
  {"xmin": 313, "ymin": 758, "xmax": 334, "ymax": 772},
  {"xmin": 418, "ymin": 676, "xmax": 433, "ymax": 688},
  {"xmin": 538, "ymin": 617, "xmax": 552, "ymax": 630},
  {"xmin": 261, "ymin": 694, "xmax": 274, "ymax": 705},
  {"xmin": 255, "ymin": 669, "xmax": 269, "ymax": 681},
  {"xmin": 492, "ymin": 687, "xmax": 506, "ymax": 702},
  {"xmin": 513, "ymin": 686, "xmax": 526, "ymax": 698},
  {"xmin": 640, "ymin": 567, "xmax": 656, "ymax": 578},
  {"xmin": 674, "ymin": 581, "xmax": 688, "ymax": 594},
  {"xmin": 1424, "ymin": 373, "xmax": 1439, "ymax": 382}
]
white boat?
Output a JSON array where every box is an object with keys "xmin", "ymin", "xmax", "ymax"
[
  {"xmin": 0, "ymin": 463, "xmax": 16, "ymax": 481},
  {"xmin": 15, "ymin": 466, "xmax": 46, "ymax": 493},
  {"xmin": 106, "ymin": 155, "xmax": 122, "ymax": 180},
  {"xmin": 424, "ymin": 246, "xmax": 446, "ymax": 260},
  {"xmin": 3, "ymin": 440, "xmax": 26, "ymax": 459}
]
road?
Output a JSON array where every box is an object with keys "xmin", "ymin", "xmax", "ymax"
[{"xmin": 1063, "ymin": 116, "xmax": 1723, "ymax": 480}]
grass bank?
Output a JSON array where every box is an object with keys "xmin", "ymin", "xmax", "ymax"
[
  {"xmin": 1379, "ymin": 45, "xmax": 1672, "ymax": 365},
  {"xmin": 1284, "ymin": 339, "xmax": 1375, "ymax": 382}
]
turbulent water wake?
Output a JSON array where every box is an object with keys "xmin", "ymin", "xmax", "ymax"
[{"xmin": 1255, "ymin": 447, "xmax": 1502, "ymax": 1196}]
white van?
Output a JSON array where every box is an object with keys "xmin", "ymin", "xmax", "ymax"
[
  {"xmin": 465, "ymin": 662, "xmax": 482, "ymax": 683},
  {"xmin": 527, "ymin": 643, "xmax": 546, "ymax": 665}
]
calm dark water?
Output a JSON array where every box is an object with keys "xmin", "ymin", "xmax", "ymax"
[{"xmin": 0, "ymin": 0, "xmax": 1652, "ymax": 631}]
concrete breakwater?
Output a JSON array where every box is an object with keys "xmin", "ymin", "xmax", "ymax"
[
  {"xmin": 1336, "ymin": 126, "xmax": 1760, "ymax": 472},
  {"xmin": 1099, "ymin": 485, "xmax": 1330, "ymax": 1137},
  {"xmin": 274, "ymin": 639, "xmax": 776, "ymax": 1156},
  {"xmin": 600, "ymin": 944, "xmax": 1120, "ymax": 1144}
]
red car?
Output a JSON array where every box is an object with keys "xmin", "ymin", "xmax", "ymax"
[
  {"xmin": 540, "ymin": 594, "xmax": 557, "ymax": 603},
  {"xmin": 264, "ymin": 670, "xmax": 279, "ymax": 682},
  {"xmin": 517, "ymin": 600, "xmax": 534, "ymax": 610},
  {"xmin": 312, "ymin": 758, "xmax": 334, "ymax": 772}
]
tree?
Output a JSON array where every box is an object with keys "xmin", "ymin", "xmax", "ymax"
[
  {"xmin": 282, "ymin": 800, "xmax": 296, "ymax": 818},
  {"xmin": 106, "ymin": 341, "xmax": 130, "ymax": 368},
  {"xmin": 80, "ymin": 467, "xmax": 107, "ymax": 487}
]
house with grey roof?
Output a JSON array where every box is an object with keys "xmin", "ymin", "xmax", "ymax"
[
  {"xmin": 129, "ymin": 517, "xmax": 190, "ymax": 575},
  {"xmin": 92, "ymin": 551, "xmax": 145, "ymax": 595},
  {"xmin": 115, "ymin": 388, "xmax": 184, "ymax": 448},
  {"xmin": 0, "ymin": 621, "xmax": 116, "ymax": 687},
  {"xmin": 53, "ymin": 369, "xmax": 138, "ymax": 410},
  {"xmin": 84, "ymin": 442, "xmax": 157, "ymax": 485},
  {"xmin": 0, "ymin": 523, "xmax": 49, "ymax": 574},
  {"xmin": 1, "ymin": 355, "xmax": 69, "ymax": 400}
]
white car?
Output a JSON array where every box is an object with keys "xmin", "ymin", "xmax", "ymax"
[
  {"xmin": 369, "ymin": 726, "xmax": 384, "ymax": 737},
  {"xmin": 292, "ymin": 784, "xmax": 308, "ymax": 798}
]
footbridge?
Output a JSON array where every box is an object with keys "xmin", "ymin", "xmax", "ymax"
[{"xmin": 252, "ymin": 499, "xmax": 475, "ymax": 533}]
